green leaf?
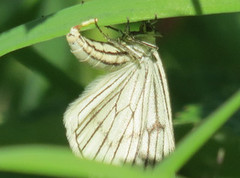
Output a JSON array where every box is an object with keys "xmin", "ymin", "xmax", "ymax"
[
  {"xmin": 0, "ymin": 145, "xmax": 146, "ymax": 178},
  {"xmin": 1, "ymin": 0, "xmax": 240, "ymax": 57}
]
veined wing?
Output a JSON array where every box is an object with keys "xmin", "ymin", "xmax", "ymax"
[
  {"xmin": 64, "ymin": 49, "xmax": 174, "ymax": 167},
  {"xmin": 132, "ymin": 51, "xmax": 175, "ymax": 166},
  {"xmin": 151, "ymin": 51, "xmax": 175, "ymax": 159}
]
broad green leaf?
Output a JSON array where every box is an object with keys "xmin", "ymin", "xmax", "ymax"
[
  {"xmin": 1, "ymin": 0, "xmax": 240, "ymax": 57},
  {"xmin": 0, "ymin": 145, "xmax": 146, "ymax": 178}
]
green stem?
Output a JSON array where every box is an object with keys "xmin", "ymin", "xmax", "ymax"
[{"xmin": 153, "ymin": 90, "xmax": 240, "ymax": 177}]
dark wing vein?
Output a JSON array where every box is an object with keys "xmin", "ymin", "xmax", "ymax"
[
  {"xmin": 132, "ymin": 64, "xmax": 149, "ymax": 165},
  {"xmin": 123, "ymin": 73, "xmax": 140, "ymax": 163},
  {"xmin": 83, "ymin": 67, "xmax": 139, "ymax": 161}
]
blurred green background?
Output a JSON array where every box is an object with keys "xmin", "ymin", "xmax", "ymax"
[{"xmin": 0, "ymin": 0, "xmax": 239, "ymax": 177}]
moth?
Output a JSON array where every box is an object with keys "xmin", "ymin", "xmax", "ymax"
[{"xmin": 64, "ymin": 18, "xmax": 175, "ymax": 167}]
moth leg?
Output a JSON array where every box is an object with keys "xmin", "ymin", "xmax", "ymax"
[
  {"xmin": 94, "ymin": 19, "xmax": 143, "ymax": 62},
  {"xmin": 105, "ymin": 26, "xmax": 124, "ymax": 36},
  {"xmin": 74, "ymin": 19, "xmax": 143, "ymax": 62},
  {"xmin": 125, "ymin": 17, "xmax": 130, "ymax": 34},
  {"xmin": 105, "ymin": 17, "xmax": 130, "ymax": 38}
]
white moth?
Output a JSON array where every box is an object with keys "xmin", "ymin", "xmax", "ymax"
[{"xmin": 64, "ymin": 18, "xmax": 175, "ymax": 167}]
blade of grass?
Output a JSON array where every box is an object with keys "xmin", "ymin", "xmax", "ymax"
[
  {"xmin": 0, "ymin": 145, "xmax": 146, "ymax": 178},
  {"xmin": 1, "ymin": 0, "xmax": 240, "ymax": 57},
  {"xmin": 153, "ymin": 89, "xmax": 240, "ymax": 177}
]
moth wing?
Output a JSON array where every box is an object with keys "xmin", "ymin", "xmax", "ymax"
[
  {"xmin": 64, "ymin": 51, "xmax": 175, "ymax": 166},
  {"xmin": 133, "ymin": 53, "xmax": 175, "ymax": 166},
  {"xmin": 152, "ymin": 51, "xmax": 175, "ymax": 158},
  {"xmin": 64, "ymin": 62, "xmax": 148, "ymax": 165}
]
